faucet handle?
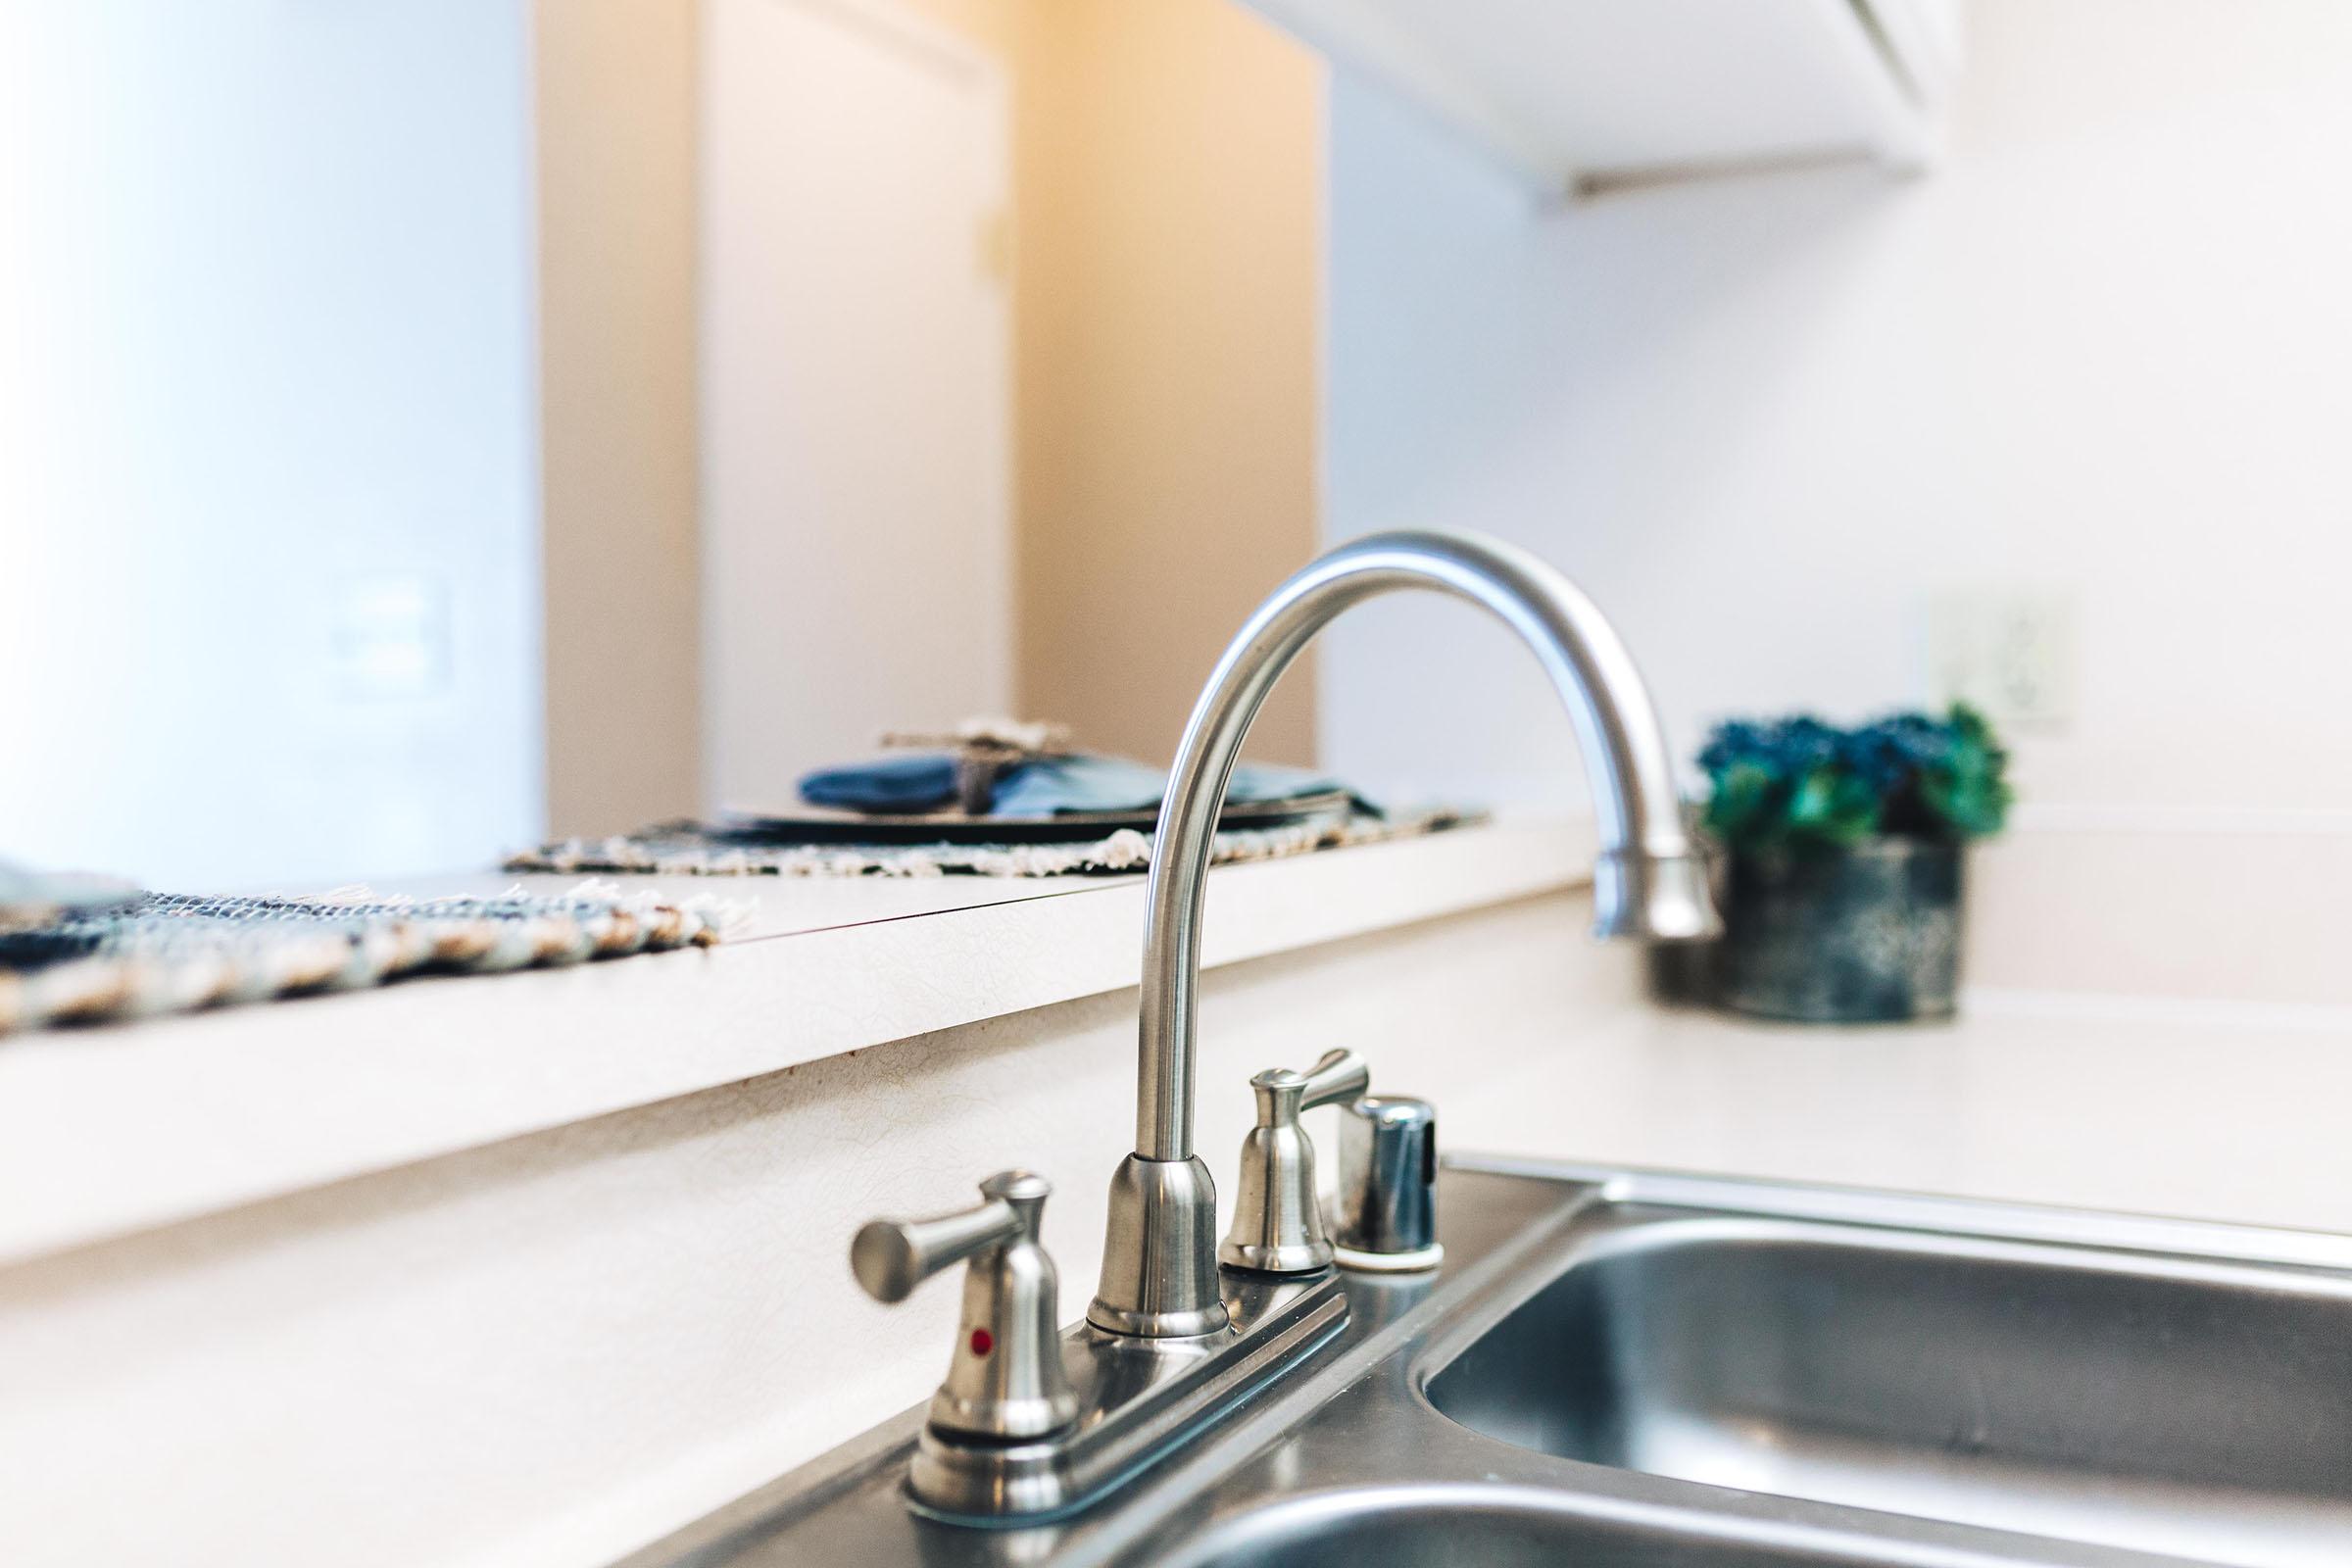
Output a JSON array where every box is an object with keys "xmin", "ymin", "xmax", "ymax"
[
  {"xmin": 851, "ymin": 1171, "xmax": 1080, "ymax": 1440},
  {"xmin": 853, "ymin": 1177, "xmax": 1026, "ymax": 1303},
  {"xmin": 1218, "ymin": 1050, "xmax": 1369, "ymax": 1276},
  {"xmin": 1291, "ymin": 1048, "xmax": 1371, "ymax": 1112}
]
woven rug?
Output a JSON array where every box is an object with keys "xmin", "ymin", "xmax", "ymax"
[
  {"xmin": 504, "ymin": 807, "xmax": 1480, "ymax": 880},
  {"xmin": 0, "ymin": 882, "xmax": 728, "ymax": 1037}
]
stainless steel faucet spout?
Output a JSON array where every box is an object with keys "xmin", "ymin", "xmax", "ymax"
[{"xmin": 1088, "ymin": 530, "xmax": 1718, "ymax": 1339}]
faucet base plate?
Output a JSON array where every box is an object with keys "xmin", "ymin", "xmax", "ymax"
[{"xmin": 907, "ymin": 1266, "xmax": 1347, "ymax": 1523}]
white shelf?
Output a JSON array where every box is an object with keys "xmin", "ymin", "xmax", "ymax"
[{"xmin": 1246, "ymin": 0, "xmax": 1956, "ymax": 193}]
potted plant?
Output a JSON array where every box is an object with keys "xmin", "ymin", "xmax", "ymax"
[{"xmin": 1695, "ymin": 706, "xmax": 2011, "ymax": 1023}]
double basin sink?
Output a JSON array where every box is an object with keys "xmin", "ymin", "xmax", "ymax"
[{"xmin": 624, "ymin": 1160, "xmax": 2352, "ymax": 1568}]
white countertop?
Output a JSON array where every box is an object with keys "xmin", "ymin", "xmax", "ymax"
[
  {"xmin": 1447, "ymin": 987, "xmax": 2352, "ymax": 1237},
  {"xmin": 0, "ymin": 821, "xmax": 1591, "ymax": 1265}
]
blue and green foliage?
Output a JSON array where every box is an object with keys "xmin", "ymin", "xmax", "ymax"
[{"xmin": 1698, "ymin": 706, "xmax": 2011, "ymax": 851}]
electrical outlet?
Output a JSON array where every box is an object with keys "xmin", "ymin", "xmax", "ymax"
[{"xmin": 1924, "ymin": 588, "xmax": 2076, "ymax": 730}]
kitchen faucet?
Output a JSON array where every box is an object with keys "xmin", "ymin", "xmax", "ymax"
[
  {"xmin": 854, "ymin": 529, "xmax": 1718, "ymax": 1521},
  {"xmin": 1092, "ymin": 528, "xmax": 1717, "ymax": 1336}
]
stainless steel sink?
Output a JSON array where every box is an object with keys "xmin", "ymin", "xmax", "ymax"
[
  {"xmin": 1421, "ymin": 1192, "xmax": 2352, "ymax": 1567},
  {"xmin": 1160, "ymin": 1483, "xmax": 2074, "ymax": 1568},
  {"xmin": 616, "ymin": 1162, "xmax": 2352, "ymax": 1568}
]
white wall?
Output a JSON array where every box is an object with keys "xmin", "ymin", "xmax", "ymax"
[
  {"xmin": 0, "ymin": 3, "xmax": 540, "ymax": 889},
  {"xmin": 700, "ymin": 0, "xmax": 1012, "ymax": 813},
  {"xmin": 1319, "ymin": 0, "xmax": 2352, "ymax": 829}
]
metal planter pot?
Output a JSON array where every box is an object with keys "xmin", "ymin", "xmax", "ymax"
[{"xmin": 1719, "ymin": 838, "xmax": 1963, "ymax": 1023}]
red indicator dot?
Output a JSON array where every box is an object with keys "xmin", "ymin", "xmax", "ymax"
[{"xmin": 968, "ymin": 1327, "xmax": 995, "ymax": 1356}]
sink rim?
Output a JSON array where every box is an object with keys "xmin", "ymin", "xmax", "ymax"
[{"xmin": 1444, "ymin": 1154, "xmax": 2352, "ymax": 1274}]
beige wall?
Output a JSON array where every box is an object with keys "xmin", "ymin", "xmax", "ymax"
[
  {"xmin": 901, "ymin": 0, "xmax": 1018, "ymax": 53},
  {"xmin": 537, "ymin": 0, "xmax": 704, "ymax": 838},
  {"xmin": 535, "ymin": 0, "xmax": 1326, "ymax": 816},
  {"xmin": 1011, "ymin": 0, "xmax": 1325, "ymax": 766}
]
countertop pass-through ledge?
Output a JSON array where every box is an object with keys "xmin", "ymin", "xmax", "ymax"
[{"xmin": 0, "ymin": 820, "xmax": 1592, "ymax": 1267}]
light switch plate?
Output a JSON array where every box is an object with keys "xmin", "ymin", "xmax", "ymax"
[{"xmin": 331, "ymin": 572, "xmax": 451, "ymax": 701}]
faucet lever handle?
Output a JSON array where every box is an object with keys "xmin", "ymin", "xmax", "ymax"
[
  {"xmin": 850, "ymin": 1171, "xmax": 1080, "ymax": 1440},
  {"xmin": 853, "ymin": 1181, "xmax": 1028, "ymax": 1304},
  {"xmin": 1219, "ymin": 1050, "xmax": 1371, "ymax": 1276},
  {"xmin": 1292, "ymin": 1048, "xmax": 1371, "ymax": 1113}
]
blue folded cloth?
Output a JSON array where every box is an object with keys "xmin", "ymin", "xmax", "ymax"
[
  {"xmin": 797, "ymin": 753, "xmax": 1360, "ymax": 818},
  {"xmin": 798, "ymin": 753, "xmax": 966, "ymax": 813}
]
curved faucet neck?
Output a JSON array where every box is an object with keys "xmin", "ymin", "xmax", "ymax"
[{"xmin": 1131, "ymin": 530, "xmax": 1711, "ymax": 1163}]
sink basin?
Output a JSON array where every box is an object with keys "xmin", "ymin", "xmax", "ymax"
[
  {"xmin": 1164, "ymin": 1484, "xmax": 2036, "ymax": 1568},
  {"xmin": 1424, "ymin": 1202, "xmax": 2352, "ymax": 1567},
  {"xmin": 617, "ymin": 1164, "xmax": 2352, "ymax": 1568}
]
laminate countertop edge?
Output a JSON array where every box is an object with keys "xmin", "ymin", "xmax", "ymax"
[{"xmin": 0, "ymin": 819, "xmax": 1594, "ymax": 1266}]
